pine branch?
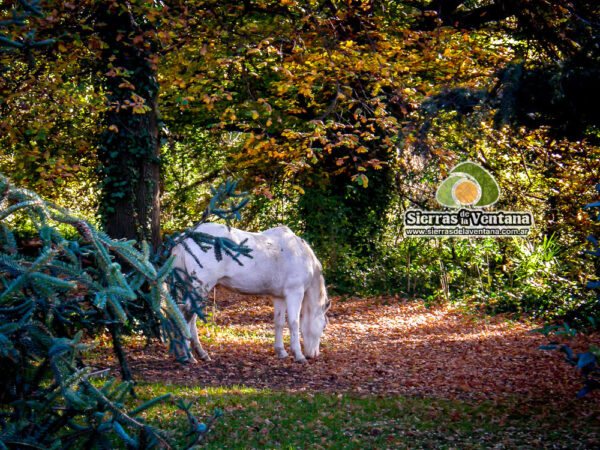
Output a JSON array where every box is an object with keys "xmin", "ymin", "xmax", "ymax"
[{"xmin": 0, "ymin": 173, "xmax": 216, "ymax": 447}]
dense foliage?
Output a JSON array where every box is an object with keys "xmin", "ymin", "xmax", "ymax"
[{"xmin": 2, "ymin": 2, "xmax": 600, "ymax": 330}]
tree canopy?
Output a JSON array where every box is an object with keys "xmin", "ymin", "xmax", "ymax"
[{"xmin": 2, "ymin": 0, "xmax": 599, "ymax": 301}]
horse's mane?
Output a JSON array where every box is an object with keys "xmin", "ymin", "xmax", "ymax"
[
  {"xmin": 297, "ymin": 237, "xmax": 327, "ymax": 305},
  {"xmin": 319, "ymin": 273, "xmax": 327, "ymax": 303}
]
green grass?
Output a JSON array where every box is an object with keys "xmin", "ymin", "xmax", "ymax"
[
  {"xmin": 199, "ymin": 320, "xmax": 273, "ymax": 344},
  {"xmin": 127, "ymin": 383, "xmax": 599, "ymax": 449}
]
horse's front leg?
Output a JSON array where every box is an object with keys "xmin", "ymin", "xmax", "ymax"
[
  {"xmin": 188, "ymin": 313, "xmax": 211, "ymax": 362},
  {"xmin": 273, "ymin": 298, "xmax": 289, "ymax": 359},
  {"xmin": 285, "ymin": 288, "xmax": 307, "ymax": 363}
]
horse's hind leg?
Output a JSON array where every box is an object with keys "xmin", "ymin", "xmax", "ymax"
[
  {"xmin": 285, "ymin": 288, "xmax": 307, "ymax": 363},
  {"xmin": 188, "ymin": 314, "xmax": 211, "ymax": 361},
  {"xmin": 273, "ymin": 298, "xmax": 289, "ymax": 359}
]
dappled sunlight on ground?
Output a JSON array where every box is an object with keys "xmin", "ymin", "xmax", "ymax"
[{"xmin": 89, "ymin": 289, "xmax": 600, "ymax": 404}]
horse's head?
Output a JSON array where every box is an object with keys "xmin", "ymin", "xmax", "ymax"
[{"xmin": 302, "ymin": 276, "xmax": 330, "ymax": 358}]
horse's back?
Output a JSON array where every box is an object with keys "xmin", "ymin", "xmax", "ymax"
[{"xmin": 197, "ymin": 223, "xmax": 310, "ymax": 261}]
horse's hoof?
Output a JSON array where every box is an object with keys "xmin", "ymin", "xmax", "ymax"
[
  {"xmin": 294, "ymin": 356, "xmax": 307, "ymax": 364},
  {"xmin": 193, "ymin": 347, "xmax": 211, "ymax": 361},
  {"xmin": 276, "ymin": 348, "xmax": 289, "ymax": 359}
]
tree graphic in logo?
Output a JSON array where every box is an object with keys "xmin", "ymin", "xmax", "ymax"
[{"xmin": 436, "ymin": 161, "xmax": 500, "ymax": 208}]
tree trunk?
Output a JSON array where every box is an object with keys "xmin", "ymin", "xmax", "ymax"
[{"xmin": 95, "ymin": 2, "xmax": 162, "ymax": 250}]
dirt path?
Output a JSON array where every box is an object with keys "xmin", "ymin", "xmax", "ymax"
[{"xmin": 91, "ymin": 290, "xmax": 599, "ymax": 402}]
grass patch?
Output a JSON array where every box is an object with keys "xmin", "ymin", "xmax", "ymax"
[
  {"xmin": 198, "ymin": 320, "xmax": 274, "ymax": 344},
  {"xmin": 127, "ymin": 383, "xmax": 599, "ymax": 449}
]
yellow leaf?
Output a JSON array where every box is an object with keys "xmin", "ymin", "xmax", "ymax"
[{"xmin": 355, "ymin": 174, "xmax": 369, "ymax": 187}]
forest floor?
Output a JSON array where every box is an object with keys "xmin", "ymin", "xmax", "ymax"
[{"xmin": 88, "ymin": 290, "xmax": 600, "ymax": 448}]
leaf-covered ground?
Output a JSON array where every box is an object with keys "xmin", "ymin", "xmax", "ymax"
[
  {"xmin": 88, "ymin": 291, "xmax": 600, "ymax": 447},
  {"xmin": 91, "ymin": 289, "xmax": 599, "ymax": 404}
]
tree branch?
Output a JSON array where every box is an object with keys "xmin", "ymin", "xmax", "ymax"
[{"xmin": 413, "ymin": 0, "xmax": 518, "ymax": 30}]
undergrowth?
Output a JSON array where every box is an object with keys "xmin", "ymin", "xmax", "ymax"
[{"xmin": 322, "ymin": 235, "xmax": 594, "ymax": 323}]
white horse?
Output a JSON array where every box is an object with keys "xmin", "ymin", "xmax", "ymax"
[{"xmin": 171, "ymin": 223, "xmax": 330, "ymax": 363}]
